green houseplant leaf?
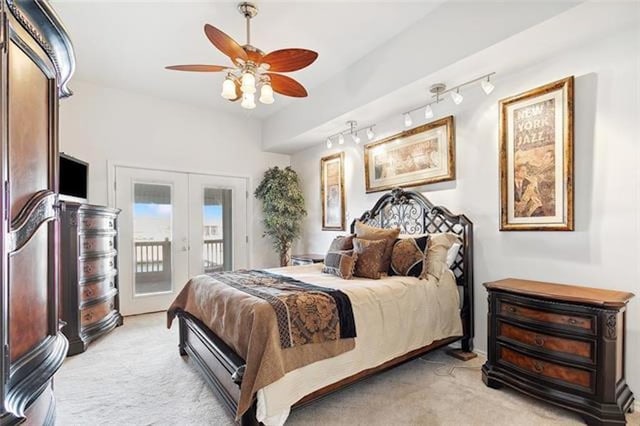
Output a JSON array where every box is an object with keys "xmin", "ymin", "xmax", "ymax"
[{"xmin": 254, "ymin": 166, "xmax": 307, "ymax": 266}]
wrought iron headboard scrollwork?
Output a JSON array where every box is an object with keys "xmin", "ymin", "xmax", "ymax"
[{"xmin": 350, "ymin": 188, "xmax": 474, "ymax": 351}]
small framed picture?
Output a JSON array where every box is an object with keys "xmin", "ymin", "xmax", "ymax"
[
  {"xmin": 499, "ymin": 76, "xmax": 574, "ymax": 231},
  {"xmin": 321, "ymin": 152, "xmax": 345, "ymax": 231},
  {"xmin": 364, "ymin": 116, "xmax": 455, "ymax": 193}
]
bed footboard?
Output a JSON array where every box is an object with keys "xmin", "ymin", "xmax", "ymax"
[{"xmin": 177, "ymin": 311, "xmax": 258, "ymax": 425}]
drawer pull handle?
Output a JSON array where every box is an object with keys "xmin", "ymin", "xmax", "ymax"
[
  {"xmin": 533, "ymin": 361, "xmax": 544, "ymax": 373},
  {"xmin": 568, "ymin": 318, "xmax": 578, "ymax": 325},
  {"xmin": 109, "ymin": 261, "xmax": 114, "ymax": 267},
  {"xmin": 84, "ymin": 288, "xmax": 94, "ymax": 298},
  {"xmin": 83, "ymin": 312, "xmax": 94, "ymax": 322},
  {"xmin": 109, "ymin": 281, "xmax": 114, "ymax": 288},
  {"xmin": 534, "ymin": 336, "xmax": 545, "ymax": 346},
  {"xmin": 506, "ymin": 306, "xmax": 517, "ymax": 314}
]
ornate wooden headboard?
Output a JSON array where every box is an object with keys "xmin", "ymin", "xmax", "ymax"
[{"xmin": 350, "ymin": 188, "xmax": 474, "ymax": 351}]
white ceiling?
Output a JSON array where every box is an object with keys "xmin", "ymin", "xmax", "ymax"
[{"xmin": 54, "ymin": 1, "xmax": 444, "ymax": 119}]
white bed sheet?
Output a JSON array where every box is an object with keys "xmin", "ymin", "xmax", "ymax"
[{"xmin": 256, "ymin": 264, "xmax": 463, "ymax": 425}]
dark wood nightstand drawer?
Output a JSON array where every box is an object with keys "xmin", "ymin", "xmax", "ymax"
[
  {"xmin": 499, "ymin": 299, "xmax": 594, "ymax": 334},
  {"xmin": 498, "ymin": 345, "xmax": 594, "ymax": 392},
  {"xmin": 498, "ymin": 321, "xmax": 594, "ymax": 364}
]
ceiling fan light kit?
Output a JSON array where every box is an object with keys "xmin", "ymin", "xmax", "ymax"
[{"xmin": 166, "ymin": 2, "xmax": 318, "ymax": 109}]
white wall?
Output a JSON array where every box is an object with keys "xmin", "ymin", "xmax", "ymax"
[
  {"xmin": 291, "ymin": 25, "xmax": 640, "ymax": 391},
  {"xmin": 59, "ymin": 80, "xmax": 290, "ymax": 268}
]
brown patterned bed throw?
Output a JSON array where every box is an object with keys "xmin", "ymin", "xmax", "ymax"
[
  {"xmin": 166, "ymin": 271, "xmax": 356, "ymax": 418},
  {"xmin": 210, "ymin": 270, "xmax": 356, "ymax": 347}
]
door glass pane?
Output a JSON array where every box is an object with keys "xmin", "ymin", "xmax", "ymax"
[
  {"xmin": 203, "ymin": 188, "xmax": 232, "ymax": 273},
  {"xmin": 133, "ymin": 183, "xmax": 173, "ymax": 295}
]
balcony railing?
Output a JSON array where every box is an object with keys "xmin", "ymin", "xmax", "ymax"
[
  {"xmin": 135, "ymin": 241, "xmax": 172, "ymax": 286},
  {"xmin": 203, "ymin": 238, "xmax": 224, "ymax": 273},
  {"xmin": 134, "ymin": 239, "xmax": 225, "ymax": 285}
]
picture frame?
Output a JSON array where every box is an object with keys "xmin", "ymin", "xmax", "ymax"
[
  {"xmin": 364, "ymin": 116, "xmax": 455, "ymax": 193},
  {"xmin": 499, "ymin": 76, "xmax": 574, "ymax": 231},
  {"xmin": 320, "ymin": 152, "xmax": 345, "ymax": 231}
]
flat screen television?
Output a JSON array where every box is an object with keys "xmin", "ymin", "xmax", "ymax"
[{"xmin": 59, "ymin": 153, "xmax": 88, "ymax": 201}]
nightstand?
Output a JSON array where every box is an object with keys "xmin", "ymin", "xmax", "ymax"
[
  {"xmin": 482, "ymin": 278, "xmax": 634, "ymax": 426},
  {"xmin": 291, "ymin": 254, "xmax": 324, "ymax": 266}
]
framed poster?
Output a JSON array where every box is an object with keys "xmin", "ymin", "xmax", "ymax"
[
  {"xmin": 499, "ymin": 76, "xmax": 574, "ymax": 231},
  {"xmin": 321, "ymin": 152, "xmax": 345, "ymax": 231},
  {"xmin": 364, "ymin": 116, "xmax": 455, "ymax": 193}
]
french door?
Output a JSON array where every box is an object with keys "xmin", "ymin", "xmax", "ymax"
[{"xmin": 115, "ymin": 166, "xmax": 248, "ymax": 315}]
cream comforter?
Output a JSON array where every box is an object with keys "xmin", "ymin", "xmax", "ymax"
[{"xmin": 256, "ymin": 264, "xmax": 463, "ymax": 425}]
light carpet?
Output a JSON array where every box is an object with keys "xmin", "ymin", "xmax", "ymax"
[{"xmin": 55, "ymin": 313, "xmax": 639, "ymax": 425}]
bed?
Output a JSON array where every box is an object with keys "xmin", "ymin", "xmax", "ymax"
[{"xmin": 169, "ymin": 188, "xmax": 474, "ymax": 425}]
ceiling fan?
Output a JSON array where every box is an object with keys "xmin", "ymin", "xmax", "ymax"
[{"xmin": 165, "ymin": 2, "xmax": 318, "ymax": 110}]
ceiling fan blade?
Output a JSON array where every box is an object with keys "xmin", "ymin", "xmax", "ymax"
[
  {"xmin": 204, "ymin": 24, "xmax": 248, "ymax": 64},
  {"xmin": 165, "ymin": 64, "xmax": 228, "ymax": 72},
  {"xmin": 261, "ymin": 49, "xmax": 318, "ymax": 72},
  {"xmin": 267, "ymin": 73, "xmax": 308, "ymax": 97}
]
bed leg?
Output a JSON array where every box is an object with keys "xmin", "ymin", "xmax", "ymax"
[
  {"xmin": 446, "ymin": 337, "xmax": 478, "ymax": 361},
  {"xmin": 239, "ymin": 402, "xmax": 260, "ymax": 426}
]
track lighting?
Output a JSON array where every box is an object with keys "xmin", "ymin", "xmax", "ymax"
[
  {"xmin": 322, "ymin": 121, "xmax": 376, "ymax": 148},
  {"xmin": 221, "ymin": 77, "xmax": 237, "ymax": 100},
  {"xmin": 366, "ymin": 127, "xmax": 375, "ymax": 141},
  {"xmin": 424, "ymin": 104, "xmax": 434, "ymax": 119},
  {"xmin": 451, "ymin": 89, "xmax": 463, "ymax": 105},
  {"xmin": 481, "ymin": 76, "xmax": 494, "ymax": 95},
  {"xmin": 404, "ymin": 113, "xmax": 413, "ymax": 127}
]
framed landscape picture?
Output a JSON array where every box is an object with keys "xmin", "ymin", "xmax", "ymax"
[
  {"xmin": 364, "ymin": 116, "xmax": 455, "ymax": 193},
  {"xmin": 499, "ymin": 76, "xmax": 574, "ymax": 231},
  {"xmin": 321, "ymin": 152, "xmax": 345, "ymax": 231}
]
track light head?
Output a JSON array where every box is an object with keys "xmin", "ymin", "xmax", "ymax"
[
  {"xmin": 481, "ymin": 77, "xmax": 495, "ymax": 95},
  {"xmin": 326, "ymin": 137, "xmax": 332, "ymax": 149},
  {"xmin": 404, "ymin": 113, "xmax": 413, "ymax": 127},
  {"xmin": 338, "ymin": 133, "xmax": 344, "ymax": 145},
  {"xmin": 424, "ymin": 104, "xmax": 434, "ymax": 119},
  {"xmin": 451, "ymin": 89, "xmax": 463, "ymax": 105},
  {"xmin": 366, "ymin": 127, "xmax": 375, "ymax": 141},
  {"xmin": 352, "ymin": 132, "xmax": 361, "ymax": 144}
]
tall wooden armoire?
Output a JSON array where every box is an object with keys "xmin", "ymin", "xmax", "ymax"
[{"xmin": 0, "ymin": 1, "xmax": 75, "ymax": 424}]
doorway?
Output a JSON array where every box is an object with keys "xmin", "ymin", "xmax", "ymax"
[{"xmin": 114, "ymin": 166, "xmax": 248, "ymax": 315}]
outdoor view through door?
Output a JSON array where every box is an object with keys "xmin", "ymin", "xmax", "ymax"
[
  {"xmin": 133, "ymin": 183, "xmax": 174, "ymax": 295},
  {"xmin": 203, "ymin": 188, "xmax": 232, "ymax": 273}
]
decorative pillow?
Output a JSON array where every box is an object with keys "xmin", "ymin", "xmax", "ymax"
[
  {"xmin": 327, "ymin": 234, "xmax": 355, "ymax": 252},
  {"xmin": 353, "ymin": 238, "xmax": 387, "ymax": 280},
  {"xmin": 425, "ymin": 233, "xmax": 461, "ymax": 280},
  {"xmin": 389, "ymin": 235, "xmax": 429, "ymax": 278},
  {"xmin": 446, "ymin": 242, "xmax": 462, "ymax": 267},
  {"xmin": 354, "ymin": 221, "xmax": 400, "ymax": 274},
  {"xmin": 322, "ymin": 250, "xmax": 358, "ymax": 280}
]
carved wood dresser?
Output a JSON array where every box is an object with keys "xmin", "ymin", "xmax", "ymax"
[
  {"xmin": 60, "ymin": 202, "xmax": 123, "ymax": 356},
  {"xmin": 482, "ymin": 278, "xmax": 634, "ymax": 425}
]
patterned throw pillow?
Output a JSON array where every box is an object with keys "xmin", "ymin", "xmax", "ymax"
[
  {"xmin": 354, "ymin": 221, "xmax": 400, "ymax": 274},
  {"xmin": 389, "ymin": 235, "xmax": 429, "ymax": 278},
  {"xmin": 352, "ymin": 238, "xmax": 387, "ymax": 280},
  {"xmin": 327, "ymin": 234, "xmax": 355, "ymax": 252},
  {"xmin": 322, "ymin": 250, "xmax": 358, "ymax": 280}
]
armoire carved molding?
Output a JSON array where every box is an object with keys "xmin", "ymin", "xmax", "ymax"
[{"xmin": 0, "ymin": 0, "xmax": 75, "ymax": 424}]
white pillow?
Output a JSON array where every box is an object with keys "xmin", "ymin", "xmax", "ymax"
[{"xmin": 446, "ymin": 242, "xmax": 461, "ymax": 267}]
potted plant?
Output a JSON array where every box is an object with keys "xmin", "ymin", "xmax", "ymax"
[{"xmin": 254, "ymin": 166, "xmax": 307, "ymax": 266}]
